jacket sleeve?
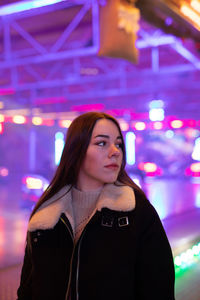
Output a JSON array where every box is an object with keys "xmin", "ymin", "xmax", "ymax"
[
  {"xmin": 135, "ymin": 202, "xmax": 175, "ymax": 300},
  {"xmin": 17, "ymin": 240, "xmax": 33, "ymax": 300}
]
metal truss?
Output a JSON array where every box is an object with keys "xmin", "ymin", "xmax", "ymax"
[{"xmin": 0, "ymin": 0, "xmax": 200, "ymax": 111}]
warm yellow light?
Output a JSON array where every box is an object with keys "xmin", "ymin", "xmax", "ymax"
[
  {"xmin": 26, "ymin": 177, "xmax": 43, "ymax": 189},
  {"xmin": 0, "ymin": 102, "xmax": 4, "ymax": 109},
  {"xmin": 190, "ymin": 162, "xmax": 200, "ymax": 172},
  {"xmin": 191, "ymin": 0, "xmax": 200, "ymax": 14},
  {"xmin": 134, "ymin": 122, "xmax": 146, "ymax": 130},
  {"xmin": 144, "ymin": 162, "xmax": 157, "ymax": 172},
  {"xmin": 32, "ymin": 117, "xmax": 42, "ymax": 125},
  {"xmin": 171, "ymin": 120, "xmax": 183, "ymax": 129},
  {"xmin": 59, "ymin": 120, "xmax": 72, "ymax": 128},
  {"xmin": 181, "ymin": 4, "xmax": 200, "ymax": 28},
  {"xmin": 153, "ymin": 122, "xmax": 163, "ymax": 130},
  {"xmin": 0, "ymin": 114, "xmax": 5, "ymax": 122},
  {"xmin": 13, "ymin": 115, "xmax": 26, "ymax": 124},
  {"xmin": 118, "ymin": 120, "xmax": 129, "ymax": 131}
]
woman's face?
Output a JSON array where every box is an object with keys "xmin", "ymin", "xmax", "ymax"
[{"xmin": 77, "ymin": 119, "xmax": 123, "ymax": 191}]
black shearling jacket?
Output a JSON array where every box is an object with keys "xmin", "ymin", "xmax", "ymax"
[{"xmin": 17, "ymin": 183, "xmax": 175, "ymax": 300}]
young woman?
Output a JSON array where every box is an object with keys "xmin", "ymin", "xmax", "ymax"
[{"xmin": 17, "ymin": 112, "xmax": 175, "ymax": 300}]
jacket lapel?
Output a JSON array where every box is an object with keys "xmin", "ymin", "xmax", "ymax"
[{"xmin": 28, "ymin": 183, "xmax": 135, "ymax": 232}]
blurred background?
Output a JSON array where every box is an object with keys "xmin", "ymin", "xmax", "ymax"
[{"xmin": 0, "ymin": 0, "xmax": 200, "ymax": 299}]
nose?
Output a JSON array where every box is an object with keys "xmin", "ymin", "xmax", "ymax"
[{"xmin": 108, "ymin": 144, "xmax": 121, "ymax": 158}]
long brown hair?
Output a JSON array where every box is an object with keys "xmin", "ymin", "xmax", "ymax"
[{"xmin": 30, "ymin": 111, "xmax": 144, "ymax": 219}]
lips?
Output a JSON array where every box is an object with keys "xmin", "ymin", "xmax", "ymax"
[{"xmin": 105, "ymin": 164, "xmax": 119, "ymax": 169}]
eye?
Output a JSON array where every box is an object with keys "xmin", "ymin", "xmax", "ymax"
[
  {"xmin": 116, "ymin": 143, "xmax": 123, "ymax": 149},
  {"xmin": 96, "ymin": 141, "xmax": 106, "ymax": 146}
]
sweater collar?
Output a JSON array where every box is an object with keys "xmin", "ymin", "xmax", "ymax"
[{"xmin": 28, "ymin": 183, "xmax": 135, "ymax": 232}]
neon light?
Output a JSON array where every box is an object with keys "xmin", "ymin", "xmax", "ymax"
[
  {"xmin": 153, "ymin": 122, "xmax": 163, "ymax": 130},
  {"xmin": 0, "ymin": 124, "xmax": 3, "ymax": 134},
  {"xmin": 0, "ymin": 0, "xmax": 64, "ymax": 16},
  {"xmin": 26, "ymin": 177, "xmax": 43, "ymax": 189},
  {"xmin": 0, "ymin": 88, "xmax": 15, "ymax": 96},
  {"xmin": 195, "ymin": 191, "xmax": 200, "ymax": 208},
  {"xmin": 12, "ymin": 115, "xmax": 27, "ymax": 124},
  {"xmin": 42, "ymin": 119, "xmax": 54, "ymax": 126},
  {"xmin": 0, "ymin": 168, "xmax": 9, "ymax": 177},
  {"xmin": 149, "ymin": 100, "xmax": 164, "ymax": 109},
  {"xmin": 134, "ymin": 122, "xmax": 146, "ymax": 131},
  {"xmin": 55, "ymin": 132, "xmax": 65, "ymax": 165},
  {"xmin": 190, "ymin": 162, "xmax": 200, "ymax": 172},
  {"xmin": 71, "ymin": 103, "xmax": 104, "ymax": 112},
  {"xmin": 32, "ymin": 117, "xmax": 43, "ymax": 126},
  {"xmin": 174, "ymin": 241, "xmax": 200, "ymax": 270},
  {"xmin": 119, "ymin": 120, "xmax": 129, "ymax": 131},
  {"xmin": 191, "ymin": 0, "xmax": 200, "ymax": 14},
  {"xmin": 165, "ymin": 130, "xmax": 174, "ymax": 138},
  {"xmin": 0, "ymin": 115, "xmax": 5, "ymax": 122},
  {"xmin": 170, "ymin": 120, "xmax": 183, "ymax": 129},
  {"xmin": 149, "ymin": 108, "xmax": 165, "ymax": 121},
  {"xmin": 126, "ymin": 132, "xmax": 136, "ymax": 165},
  {"xmin": 143, "ymin": 162, "xmax": 157, "ymax": 173},
  {"xmin": 192, "ymin": 137, "xmax": 200, "ymax": 161},
  {"xmin": 187, "ymin": 119, "xmax": 196, "ymax": 127},
  {"xmin": 59, "ymin": 120, "xmax": 72, "ymax": 128},
  {"xmin": 181, "ymin": 5, "xmax": 200, "ymax": 28}
]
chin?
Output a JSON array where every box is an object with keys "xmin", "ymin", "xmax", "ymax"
[{"xmin": 104, "ymin": 177, "xmax": 118, "ymax": 184}]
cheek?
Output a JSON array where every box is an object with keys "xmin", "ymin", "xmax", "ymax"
[{"xmin": 83, "ymin": 150, "xmax": 102, "ymax": 172}]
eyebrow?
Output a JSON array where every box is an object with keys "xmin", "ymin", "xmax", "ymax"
[{"xmin": 94, "ymin": 134, "xmax": 122, "ymax": 140}]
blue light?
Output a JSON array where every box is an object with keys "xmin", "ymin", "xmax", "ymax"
[
  {"xmin": 0, "ymin": 0, "xmax": 64, "ymax": 16},
  {"xmin": 195, "ymin": 192, "xmax": 200, "ymax": 208},
  {"xmin": 55, "ymin": 131, "xmax": 64, "ymax": 166},
  {"xmin": 149, "ymin": 108, "xmax": 165, "ymax": 121},
  {"xmin": 126, "ymin": 132, "xmax": 135, "ymax": 165},
  {"xmin": 192, "ymin": 137, "xmax": 200, "ymax": 161},
  {"xmin": 149, "ymin": 100, "xmax": 164, "ymax": 109},
  {"xmin": 165, "ymin": 130, "xmax": 174, "ymax": 139}
]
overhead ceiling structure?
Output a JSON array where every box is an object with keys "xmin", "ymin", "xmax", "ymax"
[{"xmin": 0, "ymin": 0, "xmax": 200, "ymax": 121}]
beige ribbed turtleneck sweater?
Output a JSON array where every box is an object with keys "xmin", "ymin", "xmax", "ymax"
[
  {"xmin": 71, "ymin": 186, "xmax": 103, "ymax": 242},
  {"xmin": 66, "ymin": 187, "xmax": 103, "ymax": 300}
]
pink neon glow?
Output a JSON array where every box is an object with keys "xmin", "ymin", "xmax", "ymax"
[
  {"xmin": 186, "ymin": 120, "xmax": 197, "ymax": 127},
  {"xmin": 42, "ymin": 119, "xmax": 54, "ymax": 126},
  {"xmin": 0, "ymin": 167, "xmax": 9, "ymax": 177},
  {"xmin": 185, "ymin": 163, "xmax": 200, "ymax": 177},
  {"xmin": 71, "ymin": 103, "xmax": 104, "ymax": 112},
  {"xmin": 0, "ymin": 88, "xmax": 15, "ymax": 96}
]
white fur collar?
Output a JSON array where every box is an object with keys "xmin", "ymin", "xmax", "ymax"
[{"xmin": 28, "ymin": 183, "xmax": 135, "ymax": 232}]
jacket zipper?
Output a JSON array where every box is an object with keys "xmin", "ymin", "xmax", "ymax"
[
  {"xmin": 61, "ymin": 210, "xmax": 97, "ymax": 300},
  {"xmin": 60, "ymin": 216, "xmax": 75, "ymax": 300},
  {"xmin": 76, "ymin": 229, "xmax": 86, "ymax": 300},
  {"xmin": 75, "ymin": 208, "xmax": 98, "ymax": 300}
]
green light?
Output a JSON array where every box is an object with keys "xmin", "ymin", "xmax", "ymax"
[{"xmin": 174, "ymin": 240, "xmax": 200, "ymax": 272}]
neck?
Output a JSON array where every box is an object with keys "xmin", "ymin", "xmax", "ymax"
[{"xmin": 76, "ymin": 180, "xmax": 104, "ymax": 192}]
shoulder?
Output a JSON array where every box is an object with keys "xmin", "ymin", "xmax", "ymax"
[{"xmin": 133, "ymin": 188, "xmax": 161, "ymax": 226}]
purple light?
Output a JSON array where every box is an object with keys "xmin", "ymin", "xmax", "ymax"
[{"xmin": 0, "ymin": 0, "xmax": 64, "ymax": 16}]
